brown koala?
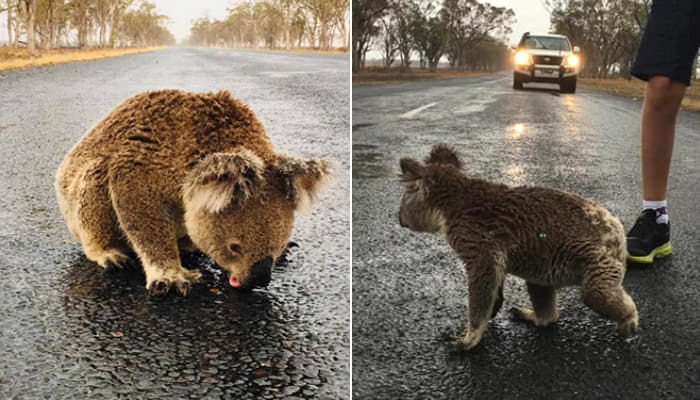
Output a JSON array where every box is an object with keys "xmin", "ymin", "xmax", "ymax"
[
  {"xmin": 55, "ymin": 89, "xmax": 330, "ymax": 296},
  {"xmin": 398, "ymin": 144, "xmax": 638, "ymax": 350}
]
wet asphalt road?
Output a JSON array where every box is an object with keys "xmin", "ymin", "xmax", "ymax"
[
  {"xmin": 352, "ymin": 75, "xmax": 700, "ymax": 399},
  {"xmin": 0, "ymin": 47, "xmax": 349, "ymax": 399}
]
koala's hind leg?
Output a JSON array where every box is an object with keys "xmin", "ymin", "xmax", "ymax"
[
  {"xmin": 454, "ymin": 251, "xmax": 506, "ymax": 351},
  {"xmin": 109, "ymin": 176, "xmax": 201, "ymax": 296},
  {"xmin": 512, "ymin": 283, "xmax": 559, "ymax": 327},
  {"xmin": 581, "ymin": 261, "xmax": 639, "ymax": 336},
  {"xmin": 59, "ymin": 161, "xmax": 130, "ymax": 268}
]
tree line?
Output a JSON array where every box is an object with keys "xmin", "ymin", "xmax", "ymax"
[
  {"xmin": 548, "ymin": 0, "xmax": 697, "ymax": 79},
  {"xmin": 545, "ymin": 0, "xmax": 648, "ymax": 78},
  {"xmin": 188, "ymin": 0, "xmax": 349, "ymax": 50},
  {"xmin": 1, "ymin": 0, "xmax": 175, "ymax": 56},
  {"xmin": 353, "ymin": 0, "xmax": 515, "ymax": 72}
]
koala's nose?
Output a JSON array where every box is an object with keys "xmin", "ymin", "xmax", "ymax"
[{"xmin": 248, "ymin": 256, "xmax": 273, "ymax": 288}]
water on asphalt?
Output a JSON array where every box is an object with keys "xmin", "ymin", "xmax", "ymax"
[
  {"xmin": 0, "ymin": 47, "xmax": 349, "ymax": 399},
  {"xmin": 352, "ymin": 75, "xmax": 700, "ymax": 399}
]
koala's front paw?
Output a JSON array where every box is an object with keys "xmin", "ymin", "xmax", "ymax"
[
  {"xmin": 510, "ymin": 306, "xmax": 559, "ymax": 327},
  {"xmin": 452, "ymin": 326, "xmax": 486, "ymax": 352},
  {"xmin": 146, "ymin": 268, "xmax": 202, "ymax": 296},
  {"xmin": 616, "ymin": 312, "xmax": 639, "ymax": 336},
  {"xmin": 94, "ymin": 249, "xmax": 131, "ymax": 270}
]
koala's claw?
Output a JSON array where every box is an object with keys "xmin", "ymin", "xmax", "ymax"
[
  {"xmin": 451, "ymin": 327, "xmax": 485, "ymax": 352},
  {"xmin": 616, "ymin": 314, "xmax": 639, "ymax": 336},
  {"xmin": 104, "ymin": 260, "xmax": 125, "ymax": 270},
  {"xmin": 146, "ymin": 269, "xmax": 201, "ymax": 296},
  {"xmin": 148, "ymin": 280, "xmax": 170, "ymax": 296},
  {"xmin": 452, "ymin": 336, "xmax": 480, "ymax": 352},
  {"xmin": 510, "ymin": 306, "xmax": 535, "ymax": 322},
  {"xmin": 176, "ymin": 281, "xmax": 192, "ymax": 296},
  {"xmin": 510, "ymin": 306, "xmax": 559, "ymax": 327}
]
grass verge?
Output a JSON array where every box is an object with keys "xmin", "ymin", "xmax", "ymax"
[
  {"xmin": 353, "ymin": 67, "xmax": 494, "ymax": 86},
  {"xmin": 0, "ymin": 46, "xmax": 166, "ymax": 71},
  {"xmin": 579, "ymin": 77, "xmax": 700, "ymax": 112}
]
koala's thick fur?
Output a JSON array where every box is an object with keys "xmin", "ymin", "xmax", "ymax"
[
  {"xmin": 56, "ymin": 89, "xmax": 330, "ymax": 295},
  {"xmin": 398, "ymin": 145, "xmax": 638, "ymax": 350}
]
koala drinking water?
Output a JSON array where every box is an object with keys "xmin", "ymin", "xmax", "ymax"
[
  {"xmin": 56, "ymin": 89, "xmax": 330, "ymax": 296},
  {"xmin": 398, "ymin": 144, "xmax": 638, "ymax": 350}
]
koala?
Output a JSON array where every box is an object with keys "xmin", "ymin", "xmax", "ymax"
[
  {"xmin": 398, "ymin": 144, "xmax": 638, "ymax": 350},
  {"xmin": 55, "ymin": 89, "xmax": 330, "ymax": 296}
]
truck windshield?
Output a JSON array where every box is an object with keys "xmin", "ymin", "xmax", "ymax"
[{"xmin": 521, "ymin": 36, "xmax": 571, "ymax": 51}]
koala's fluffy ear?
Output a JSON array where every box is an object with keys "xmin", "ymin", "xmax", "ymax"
[
  {"xmin": 272, "ymin": 155, "xmax": 332, "ymax": 213},
  {"xmin": 399, "ymin": 157, "xmax": 425, "ymax": 182},
  {"xmin": 425, "ymin": 144, "xmax": 462, "ymax": 169},
  {"xmin": 183, "ymin": 150, "xmax": 264, "ymax": 214}
]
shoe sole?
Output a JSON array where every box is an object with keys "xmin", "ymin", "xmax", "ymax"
[{"xmin": 627, "ymin": 242, "xmax": 672, "ymax": 264}]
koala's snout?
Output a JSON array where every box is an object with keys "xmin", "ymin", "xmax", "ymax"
[
  {"xmin": 398, "ymin": 212, "xmax": 407, "ymax": 228},
  {"xmin": 245, "ymin": 256, "xmax": 273, "ymax": 289}
]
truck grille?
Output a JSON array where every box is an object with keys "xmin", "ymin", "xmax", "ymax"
[{"xmin": 532, "ymin": 55, "xmax": 563, "ymax": 65}]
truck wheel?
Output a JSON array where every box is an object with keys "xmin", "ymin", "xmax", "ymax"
[{"xmin": 513, "ymin": 72, "xmax": 523, "ymax": 90}]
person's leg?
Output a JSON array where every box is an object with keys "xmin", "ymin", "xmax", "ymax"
[
  {"xmin": 626, "ymin": 0, "xmax": 699, "ymax": 263},
  {"xmin": 640, "ymin": 76, "xmax": 686, "ymax": 202},
  {"xmin": 626, "ymin": 77, "xmax": 685, "ymax": 264}
]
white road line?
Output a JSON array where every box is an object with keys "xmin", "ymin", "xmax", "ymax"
[{"xmin": 400, "ymin": 102, "xmax": 438, "ymax": 119}]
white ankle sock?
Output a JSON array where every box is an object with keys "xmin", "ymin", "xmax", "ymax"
[{"xmin": 643, "ymin": 200, "xmax": 668, "ymax": 224}]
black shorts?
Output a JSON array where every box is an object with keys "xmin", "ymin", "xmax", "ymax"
[{"xmin": 631, "ymin": 0, "xmax": 700, "ymax": 86}]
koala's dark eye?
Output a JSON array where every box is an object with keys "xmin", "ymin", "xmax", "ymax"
[{"xmin": 229, "ymin": 243, "xmax": 243, "ymax": 256}]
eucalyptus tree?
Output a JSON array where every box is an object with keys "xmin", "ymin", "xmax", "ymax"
[{"xmin": 352, "ymin": 0, "xmax": 392, "ymax": 71}]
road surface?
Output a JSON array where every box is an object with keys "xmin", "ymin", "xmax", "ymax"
[
  {"xmin": 0, "ymin": 47, "xmax": 349, "ymax": 399},
  {"xmin": 352, "ymin": 75, "xmax": 700, "ymax": 399}
]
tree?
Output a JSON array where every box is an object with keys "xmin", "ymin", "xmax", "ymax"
[
  {"xmin": 120, "ymin": 1, "xmax": 173, "ymax": 46},
  {"xmin": 414, "ymin": 13, "xmax": 447, "ymax": 71},
  {"xmin": 378, "ymin": 11, "xmax": 398, "ymax": 68},
  {"xmin": 187, "ymin": 0, "xmax": 347, "ymax": 50},
  {"xmin": 2, "ymin": 0, "xmax": 17, "ymax": 46},
  {"xmin": 36, "ymin": 0, "xmax": 65, "ymax": 49},
  {"xmin": 441, "ymin": 0, "xmax": 514, "ymax": 70},
  {"xmin": 18, "ymin": 0, "xmax": 38, "ymax": 56},
  {"xmin": 352, "ymin": 0, "xmax": 391, "ymax": 72},
  {"xmin": 298, "ymin": 0, "xmax": 344, "ymax": 49},
  {"xmin": 93, "ymin": 0, "xmax": 116, "ymax": 47},
  {"xmin": 392, "ymin": 0, "xmax": 414, "ymax": 70},
  {"xmin": 67, "ymin": 0, "xmax": 92, "ymax": 48},
  {"xmin": 109, "ymin": 0, "xmax": 133, "ymax": 47},
  {"xmin": 549, "ymin": 0, "xmax": 646, "ymax": 78}
]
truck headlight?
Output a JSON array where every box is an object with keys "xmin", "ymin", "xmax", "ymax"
[
  {"xmin": 566, "ymin": 54, "xmax": 579, "ymax": 67},
  {"xmin": 514, "ymin": 51, "xmax": 531, "ymax": 65}
]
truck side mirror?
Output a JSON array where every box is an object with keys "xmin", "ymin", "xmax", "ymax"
[{"xmin": 573, "ymin": 46, "xmax": 580, "ymax": 53}]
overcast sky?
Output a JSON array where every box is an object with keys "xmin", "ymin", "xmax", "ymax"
[
  {"xmin": 151, "ymin": 0, "xmax": 232, "ymax": 43},
  {"xmin": 0, "ymin": 0, "xmax": 549, "ymax": 45}
]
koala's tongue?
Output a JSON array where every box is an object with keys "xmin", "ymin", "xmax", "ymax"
[{"xmin": 229, "ymin": 274, "xmax": 242, "ymax": 288}]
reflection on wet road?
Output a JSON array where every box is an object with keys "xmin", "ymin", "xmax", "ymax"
[
  {"xmin": 352, "ymin": 74, "xmax": 700, "ymax": 399},
  {"xmin": 0, "ymin": 47, "xmax": 349, "ymax": 399}
]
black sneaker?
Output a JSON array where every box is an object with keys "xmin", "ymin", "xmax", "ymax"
[{"xmin": 626, "ymin": 209, "xmax": 671, "ymax": 263}]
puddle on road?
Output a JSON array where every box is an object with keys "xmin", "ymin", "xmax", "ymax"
[{"xmin": 352, "ymin": 143, "xmax": 389, "ymax": 179}]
